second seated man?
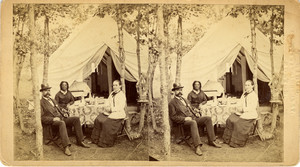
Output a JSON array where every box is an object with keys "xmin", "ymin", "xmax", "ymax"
[{"xmin": 169, "ymin": 83, "xmax": 221, "ymax": 156}]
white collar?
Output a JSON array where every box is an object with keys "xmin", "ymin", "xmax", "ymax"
[
  {"xmin": 60, "ymin": 90, "xmax": 67, "ymax": 95},
  {"xmin": 43, "ymin": 96, "xmax": 51, "ymax": 101},
  {"xmin": 175, "ymin": 96, "xmax": 183, "ymax": 100},
  {"xmin": 111, "ymin": 90, "xmax": 121, "ymax": 95},
  {"xmin": 192, "ymin": 89, "xmax": 200, "ymax": 94}
]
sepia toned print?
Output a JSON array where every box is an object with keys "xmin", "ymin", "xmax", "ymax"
[{"xmin": 1, "ymin": 0, "xmax": 299, "ymax": 166}]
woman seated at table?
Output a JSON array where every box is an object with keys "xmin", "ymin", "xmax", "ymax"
[
  {"xmin": 187, "ymin": 80, "xmax": 208, "ymax": 110},
  {"xmin": 91, "ymin": 80, "xmax": 127, "ymax": 147},
  {"xmin": 55, "ymin": 81, "xmax": 75, "ymax": 110},
  {"xmin": 222, "ymin": 80, "xmax": 258, "ymax": 147}
]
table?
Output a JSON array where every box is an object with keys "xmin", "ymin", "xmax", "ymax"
[
  {"xmin": 68, "ymin": 103, "xmax": 139, "ymax": 126},
  {"xmin": 68, "ymin": 104, "xmax": 106, "ymax": 125},
  {"xmin": 200, "ymin": 102, "xmax": 240, "ymax": 126}
]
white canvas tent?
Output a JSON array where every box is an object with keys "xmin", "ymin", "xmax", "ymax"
[
  {"xmin": 40, "ymin": 16, "xmax": 148, "ymax": 95},
  {"xmin": 176, "ymin": 15, "xmax": 283, "ymax": 96}
]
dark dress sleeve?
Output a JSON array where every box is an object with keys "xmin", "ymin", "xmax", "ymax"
[
  {"xmin": 54, "ymin": 92, "xmax": 60, "ymax": 105},
  {"xmin": 188, "ymin": 92, "xmax": 198, "ymax": 109},
  {"xmin": 201, "ymin": 91, "xmax": 208, "ymax": 104},
  {"xmin": 187, "ymin": 92, "xmax": 192, "ymax": 104},
  {"xmin": 68, "ymin": 91, "xmax": 75, "ymax": 105}
]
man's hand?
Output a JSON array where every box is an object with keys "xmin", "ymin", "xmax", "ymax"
[
  {"xmin": 104, "ymin": 106, "xmax": 111, "ymax": 112},
  {"xmin": 184, "ymin": 117, "xmax": 192, "ymax": 121},
  {"xmin": 195, "ymin": 113, "xmax": 201, "ymax": 118},
  {"xmin": 66, "ymin": 103, "xmax": 71, "ymax": 109},
  {"xmin": 237, "ymin": 106, "xmax": 243, "ymax": 113},
  {"xmin": 53, "ymin": 117, "xmax": 61, "ymax": 121}
]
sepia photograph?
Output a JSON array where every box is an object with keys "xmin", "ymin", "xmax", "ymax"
[{"xmin": 1, "ymin": 0, "xmax": 299, "ymax": 166}]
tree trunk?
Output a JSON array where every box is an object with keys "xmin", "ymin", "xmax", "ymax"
[
  {"xmin": 175, "ymin": 14, "xmax": 183, "ymax": 83},
  {"xmin": 148, "ymin": 60, "xmax": 159, "ymax": 131},
  {"xmin": 28, "ymin": 4, "xmax": 43, "ymax": 159},
  {"xmin": 269, "ymin": 11, "xmax": 275, "ymax": 76},
  {"xmin": 136, "ymin": 6, "xmax": 142, "ymax": 90},
  {"xmin": 43, "ymin": 15, "xmax": 50, "ymax": 84},
  {"xmin": 150, "ymin": 61, "xmax": 158, "ymax": 98},
  {"xmin": 13, "ymin": 47, "xmax": 25, "ymax": 132},
  {"xmin": 13, "ymin": 44, "xmax": 26, "ymax": 132},
  {"xmin": 13, "ymin": 12, "xmax": 27, "ymax": 132},
  {"xmin": 249, "ymin": 7, "xmax": 258, "ymax": 94},
  {"xmin": 138, "ymin": 104, "xmax": 146, "ymax": 134},
  {"xmin": 163, "ymin": 13, "xmax": 172, "ymax": 102},
  {"xmin": 269, "ymin": 10, "xmax": 278, "ymax": 134},
  {"xmin": 117, "ymin": 5, "xmax": 126, "ymax": 94},
  {"xmin": 136, "ymin": 7, "xmax": 147, "ymax": 134},
  {"xmin": 270, "ymin": 103, "xmax": 279, "ymax": 133},
  {"xmin": 269, "ymin": 55, "xmax": 284, "ymax": 134},
  {"xmin": 116, "ymin": 5, "xmax": 129, "ymax": 132},
  {"xmin": 156, "ymin": 4, "xmax": 170, "ymax": 160},
  {"xmin": 249, "ymin": 7, "xmax": 265, "ymax": 135},
  {"xmin": 146, "ymin": 12, "xmax": 158, "ymax": 131}
]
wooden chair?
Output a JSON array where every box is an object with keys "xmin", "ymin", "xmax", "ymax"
[
  {"xmin": 170, "ymin": 120, "xmax": 193, "ymax": 148},
  {"xmin": 43, "ymin": 124, "xmax": 73, "ymax": 148},
  {"xmin": 117, "ymin": 118, "xmax": 131, "ymax": 139},
  {"xmin": 117, "ymin": 109, "xmax": 138, "ymax": 140},
  {"xmin": 43, "ymin": 125, "xmax": 61, "ymax": 147},
  {"xmin": 249, "ymin": 118, "xmax": 260, "ymax": 137}
]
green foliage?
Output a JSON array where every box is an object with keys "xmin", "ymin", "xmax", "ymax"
[
  {"xmin": 13, "ymin": 4, "xmax": 99, "ymax": 63},
  {"xmin": 228, "ymin": 5, "xmax": 284, "ymax": 45}
]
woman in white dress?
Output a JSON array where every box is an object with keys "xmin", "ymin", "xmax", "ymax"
[
  {"xmin": 91, "ymin": 80, "xmax": 127, "ymax": 147},
  {"xmin": 222, "ymin": 80, "xmax": 259, "ymax": 147}
]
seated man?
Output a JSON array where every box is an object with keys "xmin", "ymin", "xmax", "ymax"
[
  {"xmin": 169, "ymin": 83, "xmax": 221, "ymax": 156},
  {"xmin": 91, "ymin": 80, "xmax": 126, "ymax": 147},
  {"xmin": 40, "ymin": 84, "xmax": 90, "ymax": 156}
]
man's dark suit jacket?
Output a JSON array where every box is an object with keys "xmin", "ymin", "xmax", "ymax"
[
  {"xmin": 168, "ymin": 97, "xmax": 195, "ymax": 125},
  {"xmin": 40, "ymin": 97, "xmax": 64, "ymax": 140}
]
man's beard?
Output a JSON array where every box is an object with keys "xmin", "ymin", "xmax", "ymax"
[
  {"xmin": 43, "ymin": 93, "xmax": 51, "ymax": 98},
  {"xmin": 175, "ymin": 92, "xmax": 183, "ymax": 97}
]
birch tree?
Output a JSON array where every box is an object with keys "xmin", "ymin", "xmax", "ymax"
[
  {"xmin": 28, "ymin": 4, "xmax": 43, "ymax": 159},
  {"xmin": 249, "ymin": 7, "xmax": 259, "ymax": 94},
  {"xmin": 116, "ymin": 5, "xmax": 127, "ymax": 94},
  {"xmin": 13, "ymin": 4, "xmax": 28, "ymax": 132},
  {"xmin": 175, "ymin": 14, "xmax": 183, "ymax": 84},
  {"xmin": 229, "ymin": 5, "xmax": 284, "ymax": 140},
  {"xmin": 156, "ymin": 4, "xmax": 171, "ymax": 160},
  {"xmin": 259, "ymin": 6, "xmax": 284, "ymax": 135}
]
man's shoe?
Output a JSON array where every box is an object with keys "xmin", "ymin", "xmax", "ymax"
[
  {"xmin": 78, "ymin": 141, "xmax": 90, "ymax": 148},
  {"xmin": 64, "ymin": 146, "xmax": 72, "ymax": 156},
  {"xmin": 209, "ymin": 141, "xmax": 222, "ymax": 148},
  {"xmin": 195, "ymin": 146, "xmax": 203, "ymax": 156}
]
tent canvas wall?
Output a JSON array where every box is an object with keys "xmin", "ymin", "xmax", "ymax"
[
  {"xmin": 176, "ymin": 15, "xmax": 283, "ymax": 98},
  {"xmin": 41, "ymin": 16, "xmax": 148, "ymax": 99},
  {"xmin": 84, "ymin": 51, "xmax": 138, "ymax": 104}
]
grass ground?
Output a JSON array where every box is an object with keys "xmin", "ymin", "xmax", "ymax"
[
  {"xmin": 14, "ymin": 123, "xmax": 148, "ymax": 161},
  {"xmin": 14, "ymin": 95, "xmax": 149, "ymax": 161}
]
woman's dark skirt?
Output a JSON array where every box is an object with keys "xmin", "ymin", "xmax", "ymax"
[
  {"xmin": 91, "ymin": 113, "xmax": 123, "ymax": 147},
  {"xmin": 222, "ymin": 113, "xmax": 255, "ymax": 147}
]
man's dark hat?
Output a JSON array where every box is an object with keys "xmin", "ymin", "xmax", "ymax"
[
  {"xmin": 172, "ymin": 83, "xmax": 184, "ymax": 91},
  {"xmin": 40, "ymin": 83, "xmax": 52, "ymax": 92}
]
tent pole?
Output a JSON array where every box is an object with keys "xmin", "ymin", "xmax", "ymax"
[
  {"xmin": 241, "ymin": 54, "xmax": 247, "ymax": 90},
  {"xmin": 107, "ymin": 55, "xmax": 113, "ymax": 94}
]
